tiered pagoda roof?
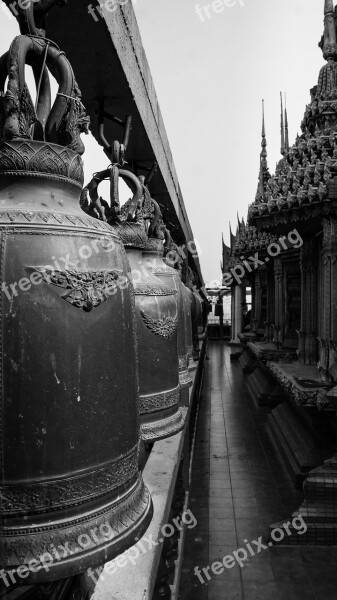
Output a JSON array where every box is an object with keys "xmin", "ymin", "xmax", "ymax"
[{"xmin": 248, "ymin": 0, "xmax": 337, "ymax": 226}]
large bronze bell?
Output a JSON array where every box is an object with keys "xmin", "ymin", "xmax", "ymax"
[
  {"xmin": 181, "ymin": 283, "xmax": 194, "ymax": 365},
  {"xmin": 144, "ymin": 228, "xmax": 192, "ymax": 405},
  {"xmin": 190, "ymin": 290, "xmax": 202, "ymax": 360},
  {"xmin": 0, "ymin": 33, "xmax": 152, "ymax": 586},
  {"xmin": 185, "ymin": 267, "xmax": 201, "ymax": 364},
  {"xmin": 194, "ymin": 290, "xmax": 204, "ymax": 336},
  {"xmin": 83, "ymin": 168, "xmax": 184, "ymax": 442}
]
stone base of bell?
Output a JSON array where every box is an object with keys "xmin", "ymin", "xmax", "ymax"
[
  {"xmin": 179, "ymin": 356, "xmax": 192, "ymax": 386},
  {"xmin": 180, "ymin": 385, "xmax": 190, "ymax": 407},
  {"xmin": 179, "ymin": 370, "xmax": 193, "ymax": 388},
  {"xmin": 188, "ymin": 358, "xmax": 198, "ymax": 372},
  {"xmin": 2, "ymin": 476, "xmax": 153, "ymax": 585},
  {"xmin": 141, "ymin": 409, "xmax": 185, "ymax": 442}
]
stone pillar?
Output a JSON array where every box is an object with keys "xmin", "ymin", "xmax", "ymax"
[
  {"xmin": 274, "ymin": 258, "xmax": 284, "ymax": 347},
  {"xmin": 265, "ymin": 264, "xmax": 275, "ymax": 343},
  {"xmin": 250, "ymin": 272, "xmax": 256, "ymax": 331},
  {"xmin": 299, "ymin": 238, "xmax": 318, "ymax": 365},
  {"xmin": 253, "ymin": 271, "xmax": 262, "ymax": 331},
  {"xmin": 318, "ymin": 218, "xmax": 337, "ymax": 380},
  {"xmin": 230, "ymin": 285, "xmax": 236, "ymax": 342},
  {"xmin": 230, "ymin": 285, "xmax": 243, "ymax": 343}
]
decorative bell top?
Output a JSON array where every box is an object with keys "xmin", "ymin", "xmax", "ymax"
[{"xmin": 0, "ymin": 25, "xmax": 89, "ymax": 186}]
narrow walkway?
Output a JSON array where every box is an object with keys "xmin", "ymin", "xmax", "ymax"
[{"xmin": 178, "ymin": 341, "xmax": 337, "ymax": 600}]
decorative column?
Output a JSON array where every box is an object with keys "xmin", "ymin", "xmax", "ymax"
[
  {"xmin": 265, "ymin": 263, "xmax": 275, "ymax": 342},
  {"xmin": 230, "ymin": 285, "xmax": 236, "ymax": 343},
  {"xmin": 274, "ymin": 258, "xmax": 285, "ymax": 347},
  {"xmin": 250, "ymin": 272, "xmax": 256, "ymax": 330},
  {"xmin": 299, "ymin": 238, "xmax": 318, "ymax": 365},
  {"xmin": 254, "ymin": 270, "xmax": 262, "ymax": 331},
  {"xmin": 318, "ymin": 218, "xmax": 337, "ymax": 380},
  {"xmin": 230, "ymin": 285, "xmax": 243, "ymax": 343}
]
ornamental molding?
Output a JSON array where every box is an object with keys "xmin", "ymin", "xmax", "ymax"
[
  {"xmin": 0, "ymin": 140, "xmax": 84, "ymax": 185},
  {"xmin": 141, "ymin": 411, "xmax": 185, "ymax": 442},
  {"xmin": 133, "ymin": 284, "xmax": 177, "ymax": 296},
  {"xmin": 0, "ymin": 209, "xmax": 114, "ymax": 232},
  {"xmin": 1, "ymin": 445, "xmax": 138, "ymax": 516},
  {"xmin": 3, "ymin": 478, "xmax": 151, "ymax": 567},
  {"xmin": 139, "ymin": 385, "xmax": 180, "ymax": 414},
  {"xmin": 266, "ymin": 361, "xmax": 330, "ymax": 409},
  {"xmin": 150, "ymin": 264, "xmax": 177, "ymax": 276}
]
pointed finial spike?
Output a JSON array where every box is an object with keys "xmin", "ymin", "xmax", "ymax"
[
  {"xmin": 325, "ymin": 0, "xmax": 334, "ymax": 16},
  {"xmin": 255, "ymin": 99, "xmax": 269, "ymax": 202},
  {"xmin": 284, "ymin": 93, "xmax": 289, "ymax": 152},
  {"xmin": 323, "ymin": 0, "xmax": 337, "ymax": 60},
  {"xmin": 280, "ymin": 92, "xmax": 285, "ymax": 156}
]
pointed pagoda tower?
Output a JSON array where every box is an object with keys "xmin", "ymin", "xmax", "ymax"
[
  {"xmin": 284, "ymin": 94, "xmax": 290, "ymax": 153},
  {"xmin": 255, "ymin": 100, "xmax": 270, "ymax": 203}
]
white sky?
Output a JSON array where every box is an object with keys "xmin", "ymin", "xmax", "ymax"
[{"xmin": 0, "ymin": 0, "xmax": 326, "ymax": 285}]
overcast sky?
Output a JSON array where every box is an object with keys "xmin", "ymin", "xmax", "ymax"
[{"xmin": 0, "ymin": 0, "xmax": 326, "ymax": 285}]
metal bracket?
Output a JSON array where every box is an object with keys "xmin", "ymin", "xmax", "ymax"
[
  {"xmin": 97, "ymin": 98, "xmax": 132, "ymax": 165},
  {"xmin": 133, "ymin": 161, "xmax": 158, "ymax": 186}
]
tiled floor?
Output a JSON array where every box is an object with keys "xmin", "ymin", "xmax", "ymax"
[{"xmin": 178, "ymin": 341, "xmax": 337, "ymax": 600}]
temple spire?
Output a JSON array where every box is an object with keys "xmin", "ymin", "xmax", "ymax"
[
  {"xmin": 322, "ymin": 0, "xmax": 337, "ymax": 61},
  {"xmin": 256, "ymin": 100, "xmax": 269, "ymax": 201},
  {"xmin": 284, "ymin": 93, "xmax": 289, "ymax": 152},
  {"xmin": 261, "ymin": 99, "xmax": 267, "ymax": 163},
  {"xmin": 230, "ymin": 222, "xmax": 236, "ymax": 251},
  {"xmin": 280, "ymin": 92, "xmax": 285, "ymax": 156}
]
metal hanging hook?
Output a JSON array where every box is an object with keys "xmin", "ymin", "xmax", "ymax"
[
  {"xmin": 97, "ymin": 98, "xmax": 132, "ymax": 165},
  {"xmin": 133, "ymin": 161, "xmax": 158, "ymax": 186}
]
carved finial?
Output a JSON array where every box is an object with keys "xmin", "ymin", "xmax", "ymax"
[
  {"xmin": 229, "ymin": 222, "xmax": 236, "ymax": 251},
  {"xmin": 280, "ymin": 92, "xmax": 285, "ymax": 156},
  {"xmin": 284, "ymin": 93, "xmax": 290, "ymax": 152},
  {"xmin": 322, "ymin": 0, "xmax": 337, "ymax": 61},
  {"xmin": 261, "ymin": 99, "xmax": 267, "ymax": 163},
  {"xmin": 256, "ymin": 100, "xmax": 269, "ymax": 202}
]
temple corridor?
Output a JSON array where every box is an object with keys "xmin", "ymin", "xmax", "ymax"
[{"xmin": 178, "ymin": 341, "xmax": 337, "ymax": 600}]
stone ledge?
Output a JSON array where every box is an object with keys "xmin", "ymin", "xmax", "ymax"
[{"xmin": 88, "ymin": 341, "xmax": 207, "ymax": 600}]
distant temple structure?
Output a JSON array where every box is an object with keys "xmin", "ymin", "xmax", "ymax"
[{"xmin": 222, "ymin": 0, "xmax": 337, "ymax": 544}]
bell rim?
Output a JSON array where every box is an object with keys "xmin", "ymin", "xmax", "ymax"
[
  {"xmin": 1, "ymin": 476, "xmax": 153, "ymax": 584},
  {"xmin": 141, "ymin": 409, "xmax": 185, "ymax": 442}
]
